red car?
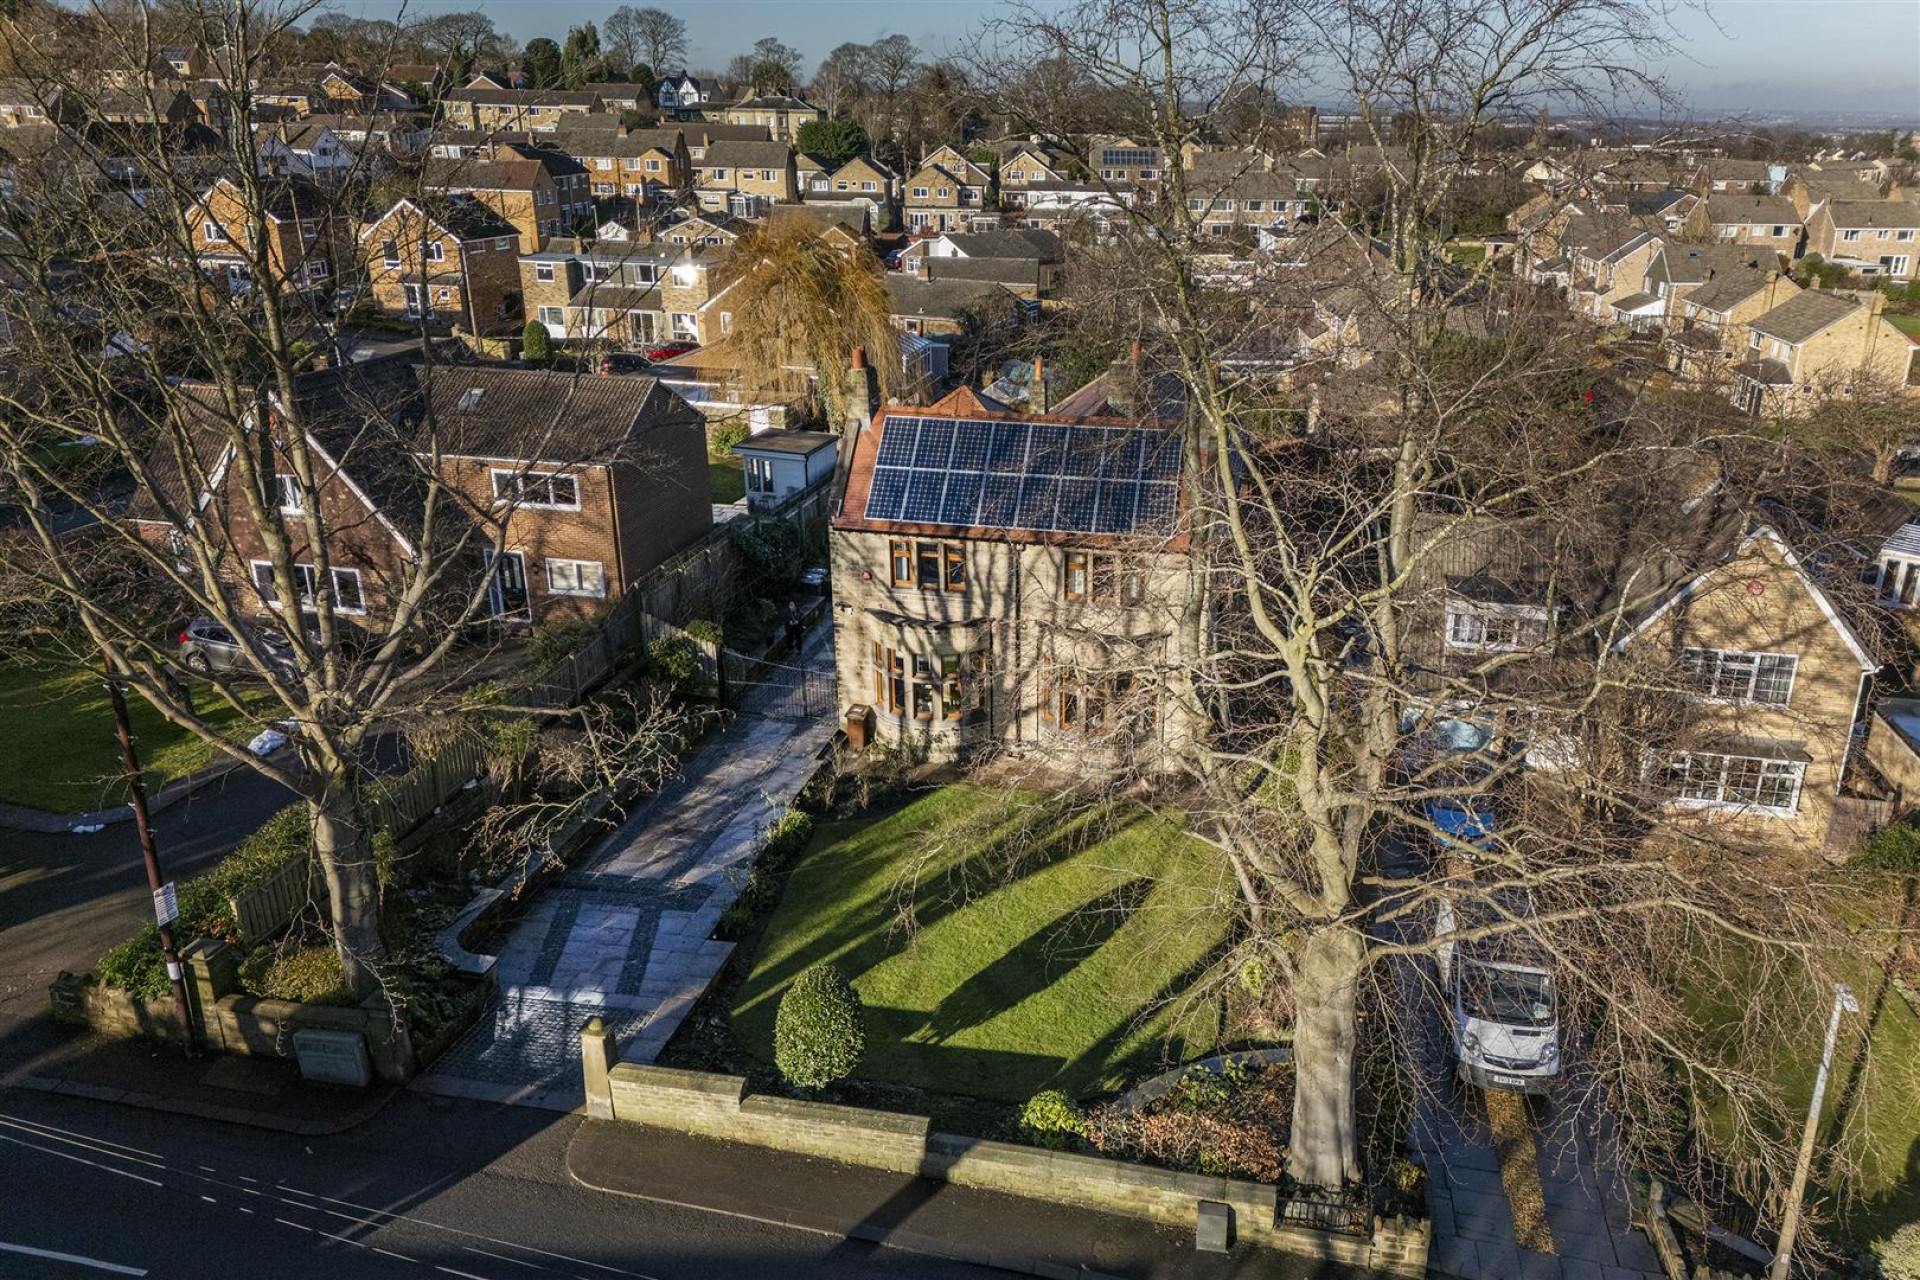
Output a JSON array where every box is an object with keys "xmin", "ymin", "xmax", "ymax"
[{"xmin": 638, "ymin": 340, "xmax": 698, "ymax": 362}]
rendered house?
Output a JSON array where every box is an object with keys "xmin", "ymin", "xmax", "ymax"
[
  {"xmin": 731, "ymin": 429, "xmax": 838, "ymax": 505},
  {"xmin": 657, "ymin": 73, "xmax": 708, "ymax": 113},
  {"xmin": 829, "ymin": 369, "xmax": 1199, "ymax": 771},
  {"xmin": 899, "ymin": 228, "xmax": 1064, "ymax": 299}
]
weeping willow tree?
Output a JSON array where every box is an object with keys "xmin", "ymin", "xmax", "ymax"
[{"xmin": 715, "ymin": 218, "xmax": 901, "ymax": 423}]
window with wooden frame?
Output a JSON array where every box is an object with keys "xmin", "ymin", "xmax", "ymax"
[
  {"xmin": 889, "ymin": 540, "xmax": 913, "ymax": 586},
  {"xmin": 888, "ymin": 539, "xmax": 966, "ymax": 591},
  {"xmin": 911, "ymin": 656, "xmax": 936, "ymax": 720},
  {"xmin": 1063, "ymin": 550, "xmax": 1145, "ymax": 605},
  {"xmin": 870, "ymin": 641, "xmax": 906, "ymax": 714}
]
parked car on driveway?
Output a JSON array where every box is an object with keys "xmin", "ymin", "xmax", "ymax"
[
  {"xmin": 177, "ymin": 617, "xmax": 297, "ymax": 677},
  {"xmin": 1433, "ymin": 885, "xmax": 1561, "ymax": 1094}
]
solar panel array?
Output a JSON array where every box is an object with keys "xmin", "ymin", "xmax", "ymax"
[{"xmin": 863, "ymin": 415, "xmax": 1181, "ymax": 536}]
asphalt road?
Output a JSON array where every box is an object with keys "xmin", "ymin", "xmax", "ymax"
[
  {"xmin": 0, "ymin": 765, "xmax": 293, "ymax": 1077},
  {"xmin": 0, "ymin": 1089, "xmax": 1002, "ymax": 1280}
]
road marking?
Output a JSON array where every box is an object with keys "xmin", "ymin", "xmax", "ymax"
[
  {"xmin": 0, "ymin": 1133, "xmax": 163, "ymax": 1187},
  {"xmin": 0, "ymin": 1113, "xmax": 163, "ymax": 1160},
  {"xmin": 237, "ymin": 1206, "xmax": 254, "ymax": 1214},
  {"xmin": 275, "ymin": 1218, "xmax": 313, "ymax": 1232},
  {"xmin": 375, "ymin": 1247, "xmax": 419, "ymax": 1263},
  {"xmin": 299, "ymin": 1190, "xmax": 658, "ymax": 1278},
  {"xmin": 0, "ymin": 1241, "xmax": 147, "ymax": 1275},
  {"xmin": 200, "ymin": 1196, "xmax": 217, "ymax": 1204},
  {"xmin": 239, "ymin": 1175, "xmax": 258, "ymax": 1183},
  {"xmin": 436, "ymin": 1268, "xmax": 495, "ymax": 1280},
  {"xmin": 0, "ymin": 1117, "xmax": 169, "ymax": 1169},
  {"xmin": 466, "ymin": 1244, "xmax": 548, "ymax": 1269}
]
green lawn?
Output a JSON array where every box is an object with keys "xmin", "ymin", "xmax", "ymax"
[
  {"xmin": 1682, "ymin": 903, "xmax": 1920, "ymax": 1248},
  {"xmin": 0, "ymin": 663, "xmax": 268, "ymax": 813},
  {"xmin": 731, "ymin": 786, "xmax": 1235, "ymax": 1103},
  {"xmin": 1885, "ymin": 312, "xmax": 1920, "ymax": 340},
  {"xmin": 709, "ymin": 458, "xmax": 745, "ymax": 504},
  {"xmin": 1446, "ymin": 243, "xmax": 1488, "ymax": 269}
]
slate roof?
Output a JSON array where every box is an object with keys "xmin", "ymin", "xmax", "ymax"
[
  {"xmin": 1682, "ymin": 271, "xmax": 1775, "ymax": 314},
  {"xmin": 445, "ymin": 88, "xmax": 601, "ymax": 107},
  {"xmin": 1825, "ymin": 200, "xmax": 1920, "ymax": 230},
  {"xmin": 1705, "ymin": 194, "xmax": 1800, "ymax": 225},
  {"xmin": 1748, "ymin": 290, "xmax": 1863, "ymax": 344},
  {"xmin": 886, "ymin": 275, "xmax": 1014, "ymax": 321},
  {"xmin": 423, "ymin": 367, "xmax": 697, "ymax": 462},
  {"xmin": 941, "ymin": 228, "xmax": 1063, "ymax": 260},
  {"xmin": 1646, "ymin": 242, "xmax": 1769, "ymax": 288},
  {"xmin": 701, "ymin": 139, "xmax": 791, "ymax": 169}
]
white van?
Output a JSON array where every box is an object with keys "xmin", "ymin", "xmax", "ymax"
[{"xmin": 1433, "ymin": 889, "xmax": 1560, "ymax": 1093}]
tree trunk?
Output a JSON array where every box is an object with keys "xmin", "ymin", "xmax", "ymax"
[
  {"xmin": 310, "ymin": 780, "xmax": 387, "ymax": 1000},
  {"xmin": 1287, "ymin": 923, "xmax": 1367, "ymax": 1188}
]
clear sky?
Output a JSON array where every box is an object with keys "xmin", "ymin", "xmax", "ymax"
[{"xmin": 325, "ymin": 0, "xmax": 1920, "ymax": 118}]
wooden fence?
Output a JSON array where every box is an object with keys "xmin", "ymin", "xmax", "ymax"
[
  {"xmin": 362, "ymin": 734, "xmax": 494, "ymax": 844},
  {"xmin": 230, "ymin": 856, "xmax": 313, "ymax": 948}
]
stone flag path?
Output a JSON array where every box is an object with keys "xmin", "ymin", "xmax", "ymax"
[{"xmin": 416, "ymin": 633, "xmax": 836, "ymax": 1111}]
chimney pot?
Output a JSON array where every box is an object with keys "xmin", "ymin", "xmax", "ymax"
[
  {"xmin": 850, "ymin": 346, "xmax": 866, "ymax": 370},
  {"xmin": 1129, "ymin": 339, "xmax": 1144, "ymax": 363}
]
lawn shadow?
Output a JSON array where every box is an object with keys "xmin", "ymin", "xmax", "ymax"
[
  {"xmin": 1051, "ymin": 933, "xmax": 1237, "ymax": 1097},
  {"xmin": 912, "ymin": 876, "xmax": 1151, "ymax": 1044}
]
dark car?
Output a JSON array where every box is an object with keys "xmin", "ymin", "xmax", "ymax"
[
  {"xmin": 177, "ymin": 617, "xmax": 297, "ymax": 677},
  {"xmin": 596, "ymin": 351, "xmax": 653, "ymax": 375}
]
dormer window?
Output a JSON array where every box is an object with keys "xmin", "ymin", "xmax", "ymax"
[{"xmin": 1444, "ymin": 600, "xmax": 1550, "ymax": 652}]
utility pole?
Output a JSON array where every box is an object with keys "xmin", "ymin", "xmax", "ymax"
[
  {"xmin": 104, "ymin": 662, "xmax": 198, "ymax": 1058},
  {"xmin": 1769, "ymin": 981, "xmax": 1859, "ymax": 1280}
]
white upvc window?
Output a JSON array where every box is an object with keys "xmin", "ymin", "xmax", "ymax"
[
  {"xmin": 490, "ymin": 469, "xmax": 580, "ymax": 510},
  {"xmin": 1899, "ymin": 230, "xmax": 1916, "ymax": 242},
  {"xmin": 711, "ymin": 167, "xmax": 728, "ymax": 180},
  {"xmin": 745, "ymin": 455, "xmax": 776, "ymax": 494},
  {"xmin": 1652, "ymin": 749, "xmax": 1804, "ymax": 816},
  {"xmin": 535, "ymin": 262, "xmax": 554, "ymax": 282},
  {"xmin": 251, "ymin": 561, "xmax": 365, "ymax": 613},
  {"xmin": 545, "ymin": 558, "xmax": 606, "ymax": 597},
  {"xmin": 861, "ymin": 179, "xmax": 876, "ymax": 192},
  {"xmin": 1443, "ymin": 601, "xmax": 1550, "ymax": 653},
  {"xmin": 1842, "ymin": 229, "xmax": 1862, "ymax": 242},
  {"xmin": 1679, "ymin": 646, "xmax": 1797, "ymax": 705},
  {"xmin": 306, "ymin": 257, "xmax": 329, "ymax": 280},
  {"xmin": 596, "ymin": 156, "xmax": 612, "ymax": 169},
  {"xmin": 670, "ymin": 311, "xmax": 697, "ymax": 339},
  {"xmin": 537, "ymin": 305, "xmax": 564, "ymax": 327},
  {"xmin": 425, "ymin": 240, "xmax": 444, "ymax": 262},
  {"xmin": 204, "ymin": 222, "xmax": 228, "ymax": 243},
  {"xmin": 912, "ymin": 186, "xmax": 928, "ymax": 198},
  {"xmin": 274, "ymin": 473, "xmax": 304, "ymax": 515}
]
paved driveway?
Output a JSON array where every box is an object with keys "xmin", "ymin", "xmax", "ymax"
[{"xmin": 417, "ymin": 631, "xmax": 836, "ymax": 1110}]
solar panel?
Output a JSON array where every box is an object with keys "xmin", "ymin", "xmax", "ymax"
[
  {"xmin": 875, "ymin": 418, "xmax": 919, "ymax": 466},
  {"xmin": 865, "ymin": 466, "xmax": 910, "ymax": 520},
  {"xmin": 912, "ymin": 418, "xmax": 957, "ymax": 469},
  {"xmin": 986, "ymin": 422, "xmax": 1029, "ymax": 472},
  {"xmin": 1057, "ymin": 477, "xmax": 1100, "ymax": 533},
  {"xmin": 941, "ymin": 470, "xmax": 984, "ymax": 526},
  {"xmin": 865, "ymin": 413, "xmax": 1182, "ymax": 538},
  {"xmin": 901, "ymin": 468, "xmax": 946, "ymax": 523}
]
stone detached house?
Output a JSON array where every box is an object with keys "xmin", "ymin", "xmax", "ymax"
[
  {"xmin": 555, "ymin": 123, "xmax": 688, "ymax": 202},
  {"xmin": 424, "ymin": 144, "xmax": 593, "ymax": 251},
  {"xmin": 441, "ymin": 88, "xmax": 602, "ymax": 132},
  {"xmin": 1804, "ymin": 201, "xmax": 1920, "ymax": 281},
  {"xmin": 1730, "ymin": 288, "xmax": 1917, "ymax": 415},
  {"xmin": 692, "ymin": 139, "xmax": 796, "ymax": 215},
  {"xmin": 717, "ymin": 92, "xmax": 821, "ymax": 143},
  {"xmin": 903, "ymin": 162, "xmax": 990, "ymax": 234},
  {"xmin": 184, "ymin": 175, "xmax": 345, "ymax": 297},
  {"xmin": 358, "ymin": 196, "xmax": 523, "ymax": 332},
  {"xmin": 829, "ymin": 362, "xmax": 1199, "ymax": 772},
  {"xmin": 1683, "ymin": 193, "xmax": 1804, "ymax": 254},
  {"xmin": 1663, "ymin": 268, "xmax": 1799, "ymax": 381},
  {"xmin": 519, "ymin": 241, "xmax": 732, "ymax": 348}
]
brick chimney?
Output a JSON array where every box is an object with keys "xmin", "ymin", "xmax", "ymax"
[
  {"xmin": 1031, "ymin": 355, "xmax": 1050, "ymax": 414},
  {"xmin": 843, "ymin": 346, "xmax": 877, "ymax": 429}
]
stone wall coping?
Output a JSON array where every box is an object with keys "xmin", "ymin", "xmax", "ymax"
[
  {"xmin": 741, "ymin": 1093, "xmax": 930, "ymax": 1138},
  {"xmin": 612, "ymin": 1062, "xmax": 748, "ymax": 1099}
]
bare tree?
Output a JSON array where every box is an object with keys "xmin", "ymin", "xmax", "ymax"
[
  {"xmin": 607, "ymin": 5, "xmax": 685, "ymax": 79},
  {"xmin": 0, "ymin": 0, "xmax": 692, "ymax": 1006},
  {"xmin": 960, "ymin": 0, "xmax": 1893, "ymax": 1223}
]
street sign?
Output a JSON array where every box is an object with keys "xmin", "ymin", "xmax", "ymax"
[{"xmin": 153, "ymin": 882, "xmax": 178, "ymax": 927}]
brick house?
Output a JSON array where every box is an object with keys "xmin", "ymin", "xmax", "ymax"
[
  {"xmin": 692, "ymin": 139, "xmax": 796, "ymax": 214},
  {"xmin": 1804, "ymin": 201, "xmax": 1920, "ymax": 281},
  {"xmin": 424, "ymin": 144, "xmax": 593, "ymax": 250},
  {"xmin": 425, "ymin": 366, "xmax": 712, "ymax": 623},
  {"xmin": 128, "ymin": 359, "xmax": 712, "ymax": 629},
  {"xmin": 829, "ymin": 370, "xmax": 1199, "ymax": 771},
  {"xmin": 184, "ymin": 175, "xmax": 345, "ymax": 297},
  {"xmin": 441, "ymin": 88, "xmax": 602, "ymax": 132},
  {"xmin": 358, "ymin": 196, "xmax": 523, "ymax": 332},
  {"xmin": 1730, "ymin": 288, "xmax": 1917, "ymax": 415}
]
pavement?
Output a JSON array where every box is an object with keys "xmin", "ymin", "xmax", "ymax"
[
  {"xmin": 415, "ymin": 626, "xmax": 837, "ymax": 1111},
  {"xmin": 569, "ymin": 1117, "xmax": 1373, "ymax": 1280},
  {"xmin": 0, "ymin": 1086, "xmax": 1010, "ymax": 1280}
]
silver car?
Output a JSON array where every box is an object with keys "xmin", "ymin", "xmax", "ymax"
[{"xmin": 177, "ymin": 617, "xmax": 298, "ymax": 677}]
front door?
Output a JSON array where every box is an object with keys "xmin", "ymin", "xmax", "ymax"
[{"xmin": 484, "ymin": 549, "xmax": 531, "ymax": 622}]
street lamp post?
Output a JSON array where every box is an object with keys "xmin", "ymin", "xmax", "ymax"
[{"xmin": 1768, "ymin": 980, "xmax": 1860, "ymax": 1280}]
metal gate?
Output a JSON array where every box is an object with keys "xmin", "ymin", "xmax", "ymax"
[{"xmin": 723, "ymin": 649, "xmax": 829, "ymax": 721}]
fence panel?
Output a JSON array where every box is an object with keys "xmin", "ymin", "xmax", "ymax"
[
  {"xmin": 363, "ymin": 734, "xmax": 493, "ymax": 842},
  {"xmin": 230, "ymin": 856, "xmax": 311, "ymax": 947}
]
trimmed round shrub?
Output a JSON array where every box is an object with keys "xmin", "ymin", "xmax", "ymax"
[
  {"xmin": 773, "ymin": 963, "xmax": 865, "ymax": 1089},
  {"xmin": 521, "ymin": 320, "xmax": 551, "ymax": 366},
  {"xmin": 1019, "ymin": 1089, "xmax": 1088, "ymax": 1150}
]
